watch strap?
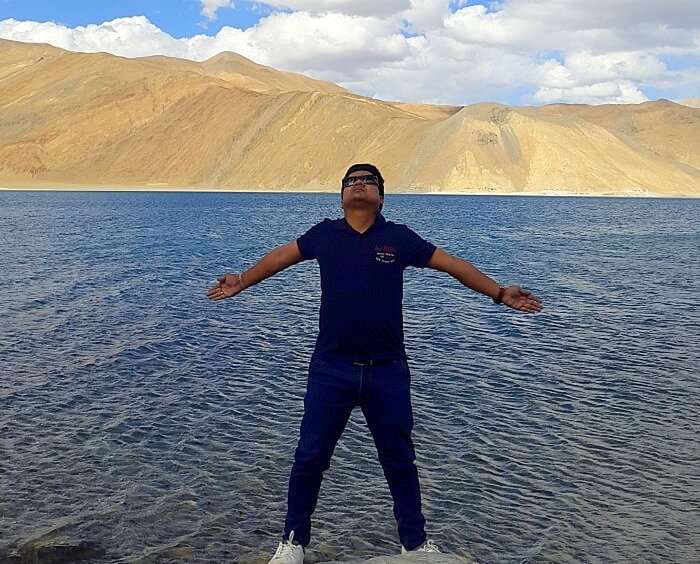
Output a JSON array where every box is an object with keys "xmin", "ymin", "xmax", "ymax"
[{"xmin": 493, "ymin": 286, "xmax": 505, "ymax": 304}]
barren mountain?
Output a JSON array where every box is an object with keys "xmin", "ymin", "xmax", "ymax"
[
  {"xmin": 679, "ymin": 98, "xmax": 700, "ymax": 108},
  {"xmin": 1, "ymin": 39, "xmax": 698, "ymax": 195}
]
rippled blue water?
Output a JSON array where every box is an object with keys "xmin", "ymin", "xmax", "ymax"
[{"xmin": 1, "ymin": 191, "xmax": 698, "ymax": 563}]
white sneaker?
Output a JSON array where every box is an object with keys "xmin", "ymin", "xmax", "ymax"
[
  {"xmin": 401, "ymin": 539, "xmax": 441, "ymax": 553},
  {"xmin": 268, "ymin": 530, "xmax": 305, "ymax": 564}
]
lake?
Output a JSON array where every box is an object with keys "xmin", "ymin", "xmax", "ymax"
[{"xmin": 1, "ymin": 191, "xmax": 698, "ymax": 563}]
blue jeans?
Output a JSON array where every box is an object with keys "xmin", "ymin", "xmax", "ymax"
[{"xmin": 283, "ymin": 353, "xmax": 427, "ymax": 550}]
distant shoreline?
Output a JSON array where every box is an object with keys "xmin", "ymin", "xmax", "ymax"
[{"xmin": 1, "ymin": 185, "xmax": 696, "ymax": 198}]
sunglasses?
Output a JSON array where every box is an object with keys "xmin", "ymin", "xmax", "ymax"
[{"xmin": 342, "ymin": 174, "xmax": 379, "ymax": 188}]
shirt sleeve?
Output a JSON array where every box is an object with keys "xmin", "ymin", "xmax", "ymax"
[
  {"xmin": 296, "ymin": 220, "xmax": 327, "ymax": 261},
  {"xmin": 403, "ymin": 226, "xmax": 437, "ymax": 268}
]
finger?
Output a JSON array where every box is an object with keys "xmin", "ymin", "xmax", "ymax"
[
  {"xmin": 207, "ymin": 287, "xmax": 221, "ymax": 297},
  {"xmin": 510, "ymin": 300, "xmax": 533, "ymax": 311},
  {"xmin": 521, "ymin": 291, "xmax": 539, "ymax": 303}
]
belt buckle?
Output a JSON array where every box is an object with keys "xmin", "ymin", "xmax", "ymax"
[{"xmin": 352, "ymin": 359, "xmax": 373, "ymax": 366}]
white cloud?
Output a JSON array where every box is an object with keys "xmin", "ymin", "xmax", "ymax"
[
  {"xmin": 443, "ymin": 0, "xmax": 700, "ymax": 54},
  {"xmin": 253, "ymin": 0, "xmax": 411, "ymax": 17},
  {"xmin": 246, "ymin": 11, "xmax": 416, "ymax": 68},
  {"xmin": 532, "ymin": 51, "xmax": 670, "ymax": 104},
  {"xmin": 201, "ymin": 0, "xmax": 234, "ymax": 21},
  {"xmin": 1, "ymin": 0, "xmax": 699, "ymax": 106},
  {"xmin": 444, "ymin": 4, "xmax": 526, "ymax": 47},
  {"xmin": 0, "ymin": 17, "xmax": 193, "ymax": 58},
  {"xmin": 534, "ymin": 81, "xmax": 649, "ymax": 105},
  {"xmin": 400, "ymin": 0, "xmax": 452, "ymax": 33}
]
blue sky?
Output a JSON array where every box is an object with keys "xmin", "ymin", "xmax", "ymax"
[
  {"xmin": 0, "ymin": 1, "xmax": 482, "ymax": 35},
  {"xmin": 0, "ymin": 0, "xmax": 271, "ymax": 36},
  {"xmin": 0, "ymin": 1, "xmax": 698, "ymax": 106}
]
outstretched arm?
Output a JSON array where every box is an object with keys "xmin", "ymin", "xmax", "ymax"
[
  {"xmin": 427, "ymin": 248, "xmax": 543, "ymax": 313},
  {"xmin": 207, "ymin": 240, "xmax": 303, "ymax": 301}
]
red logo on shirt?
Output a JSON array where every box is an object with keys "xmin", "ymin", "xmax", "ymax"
[{"xmin": 375, "ymin": 245, "xmax": 398, "ymax": 264}]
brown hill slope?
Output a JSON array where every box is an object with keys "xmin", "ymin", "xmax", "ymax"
[
  {"xmin": 0, "ymin": 39, "xmax": 698, "ymax": 195},
  {"xmin": 141, "ymin": 50, "xmax": 348, "ymax": 94},
  {"xmin": 534, "ymin": 100, "xmax": 700, "ymax": 171},
  {"xmin": 679, "ymin": 98, "xmax": 700, "ymax": 108}
]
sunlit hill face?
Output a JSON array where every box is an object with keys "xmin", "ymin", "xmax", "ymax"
[{"xmin": 341, "ymin": 170, "xmax": 383, "ymax": 212}]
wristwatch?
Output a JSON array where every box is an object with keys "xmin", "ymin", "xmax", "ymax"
[{"xmin": 492, "ymin": 286, "xmax": 505, "ymax": 304}]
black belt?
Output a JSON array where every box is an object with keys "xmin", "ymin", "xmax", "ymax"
[{"xmin": 351, "ymin": 359, "xmax": 399, "ymax": 366}]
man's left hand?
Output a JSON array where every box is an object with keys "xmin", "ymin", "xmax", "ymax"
[{"xmin": 502, "ymin": 285, "xmax": 543, "ymax": 313}]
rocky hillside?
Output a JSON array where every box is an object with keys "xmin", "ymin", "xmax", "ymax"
[{"xmin": 1, "ymin": 39, "xmax": 698, "ymax": 195}]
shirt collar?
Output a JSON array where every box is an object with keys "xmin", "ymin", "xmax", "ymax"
[{"xmin": 337, "ymin": 213, "xmax": 386, "ymax": 235}]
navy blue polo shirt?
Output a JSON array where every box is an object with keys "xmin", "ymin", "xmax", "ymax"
[{"xmin": 297, "ymin": 213, "xmax": 436, "ymax": 362}]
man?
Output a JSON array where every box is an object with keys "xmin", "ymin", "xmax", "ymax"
[{"xmin": 207, "ymin": 163, "xmax": 543, "ymax": 561}]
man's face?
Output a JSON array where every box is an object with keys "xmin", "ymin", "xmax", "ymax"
[{"xmin": 341, "ymin": 170, "xmax": 383, "ymax": 212}]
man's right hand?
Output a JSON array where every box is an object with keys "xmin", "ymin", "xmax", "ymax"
[
  {"xmin": 207, "ymin": 273, "xmax": 245, "ymax": 301},
  {"xmin": 207, "ymin": 241, "xmax": 303, "ymax": 302}
]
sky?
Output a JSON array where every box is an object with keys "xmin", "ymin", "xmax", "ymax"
[{"xmin": 0, "ymin": 0, "xmax": 698, "ymax": 106}]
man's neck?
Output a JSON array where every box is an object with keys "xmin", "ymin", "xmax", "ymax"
[{"xmin": 344, "ymin": 207, "xmax": 378, "ymax": 234}]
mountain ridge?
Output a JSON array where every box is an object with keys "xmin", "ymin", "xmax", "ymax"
[{"xmin": 1, "ymin": 39, "xmax": 698, "ymax": 195}]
